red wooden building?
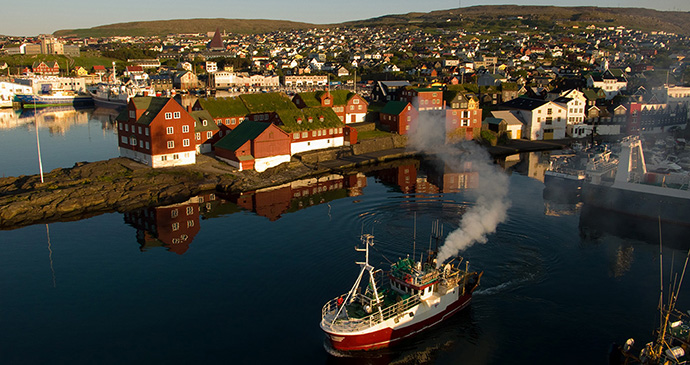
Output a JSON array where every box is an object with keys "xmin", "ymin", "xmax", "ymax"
[
  {"xmin": 117, "ymin": 97, "xmax": 196, "ymax": 167},
  {"xmin": 32, "ymin": 61, "xmax": 60, "ymax": 75},
  {"xmin": 379, "ymin": 101, "xmax": 418, "ymax": 135},
  {"xmin": 399, "ymin": 87, "xmax": 444, "ymax": 111},
  {"xmin": 214, "ymin": 120, "xmax": 291, "ymax": 172}
]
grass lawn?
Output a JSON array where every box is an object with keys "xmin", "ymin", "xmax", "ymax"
[{"xmin": 358, "ymin": 129, "xmax": 393, "ymax": 140}]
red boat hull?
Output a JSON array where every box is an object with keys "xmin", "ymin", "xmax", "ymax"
[{"xmin": 324, "ymin": 291, "xmax": 473, "ymax": 351}]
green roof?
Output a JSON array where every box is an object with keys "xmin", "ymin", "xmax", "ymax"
[
  {"xmin": 197, "ymin": 96, "xmax": 249, "ymax": 118},
  {"xmin": 276, "ymin": 107, "xmax": 344, "ymax": 133},
  {"xmin": 190, "ymin": 110, "xmax": 219, "ymax": 132},
  {"xmin": 381, "ymin": 101, "xmax": 410, "ymax": 115},
  {"xmin": 316, "ymin": 90, "xmax": 355, "ymax": 106},
  {"xmin": 412, "ymin": 87, "xmax": 443, "ymax": 92},
  {"xmin": 214, "ymin": 120, "xmax": 271, "ymax": 152},
  {"xmin": 240, "ymin": 92, "xmax": 297, "ymax": 113},
  {"xmin": 295, "ymin": 92, "xmax": 322, "ymax": 107},
  {"xmin": 296, "ymin": 90, "xmax": 364, "ymax": 108},
  {"xmin": 484, "ymin": 117, "xmax": 504, "ymax": 125}
]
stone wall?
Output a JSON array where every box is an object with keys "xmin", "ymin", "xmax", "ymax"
[
  {"xmin": 295, "ymin": 135, "xmax": 407, "ymax": 164},
  {"xmin": 352, "ymin": 135, "xmax": 407, "ymax": 155}
]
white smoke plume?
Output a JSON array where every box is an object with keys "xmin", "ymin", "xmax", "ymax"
[{"xmin": 407, "ymin": 110, "xmax": 511, "ymax": 266}]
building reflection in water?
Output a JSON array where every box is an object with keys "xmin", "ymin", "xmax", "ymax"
[
  {"xmin": 226, "ymin": 172, "xmax": 367, "ymax": 221},
  {"xmin": 124, "ymin": 193, "xmax": 220, "ymax": 254},
  {"xmin": 375, "ymin": 159, "xmax": 479, "ymax": 194}
]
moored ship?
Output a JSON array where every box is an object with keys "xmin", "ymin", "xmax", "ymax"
[
  {"xmin": 582, "ymin": 136, "xmax": 690, "ymax": 225},
  {"xmin": 320, "ymin": 232, "xmax": 482, "ymax": 351},
  {"xmin": 14, "ymin": 90, "xmax": 93, "ymax": 108}
]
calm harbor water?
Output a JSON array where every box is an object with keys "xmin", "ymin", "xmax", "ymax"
[{"xmin": 1, "ymin": 107, "xmax": 688, "ymax": 364}]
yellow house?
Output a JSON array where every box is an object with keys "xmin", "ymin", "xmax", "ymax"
[{"xmin": 74, "ymin": 66, "xmax": 89, "ymax": 76}]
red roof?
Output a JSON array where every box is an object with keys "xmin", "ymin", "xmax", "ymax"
[
  {"xmin": 93, "ymin": 65, "xmax": 106, "ymax": 70},
  {"xmin": 126, "ymin": 65, "xmax": 144, "ymax": 72}
]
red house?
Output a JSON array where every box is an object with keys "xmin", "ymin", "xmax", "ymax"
[
  {"xmin": 379, "ymin": 101, "xmax": 418, "ymax": 135},
  {"xmin": 117, "ymin": 97, "xmax": 196, "ymax": 167},
  {"xmin": 399, "ymin": 87, "xmax": 444, "ymax": 111},
  {"xmin": 189, "ymin": 109, "xmax": 220, "ymax": 154},
  {"xmin": 32, "ymin": 61, "xmax": 60, "ymax": 75},
  {"xmin": 445, "ymin": 108, "xmax": 482, "ymax": 142},
  {"xmin": 214, "ymin": 120, "xmax": 291, "ymax": 172}
]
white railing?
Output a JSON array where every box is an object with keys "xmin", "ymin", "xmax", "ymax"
[{"xmin": 321, "ymin": 293, "xmax": 421, "ymax": 332}]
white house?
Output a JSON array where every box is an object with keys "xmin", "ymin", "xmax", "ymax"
[
  {"xmin": 551, "ymin": 89, "xmax": 588, "ymax": 137},
  {"xmin": 586, "ymin": 69, "xmax": 628, "ymax": 100},
  {"xmin": 499, "ymin": 97, "xmax": 567, "ymax": 140}
]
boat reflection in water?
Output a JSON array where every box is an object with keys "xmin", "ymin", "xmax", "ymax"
[{"xmin": 579, "ymin": 203, "xmax": 689, "ymax": 251}]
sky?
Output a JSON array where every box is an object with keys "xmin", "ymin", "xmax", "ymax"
[{"xmin": 2, "ymin": 0, "xmax": 688, "ymax": 37}]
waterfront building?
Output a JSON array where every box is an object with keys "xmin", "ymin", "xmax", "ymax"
[
  {"xmin": 498, "ymin": 97, "xmax": 567, "ymax": 140},
  {"xmin": 283, "ymin": 75, "xmax": 328, "ymax": 87},
  {"xmin": 379, "ymin": 101, "xmax": 418, "ymax": 135},
  {"xmin": 214, "ymin": 120, "xmax": 291, "ymax": 172},
  {"xmin": 117, "ymin": 97, "xmax": 196, "ymax": 167}
]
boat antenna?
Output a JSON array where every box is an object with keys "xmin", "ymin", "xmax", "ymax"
[
  {"xmin": 658, "ymin": 215, "xmax": 664, "ymax": 314},
  {"xmin": 412, "ymin": 212, "xmax": 417, "ymax": 262}
]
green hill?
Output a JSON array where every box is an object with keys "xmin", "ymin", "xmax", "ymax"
[
  {"xmin": 344, "ymin": 6, "xmax": 690, "ymax": 35},
  {"xmin": 54, "ymin": 18, "xmax": 320, "ymax": 37},
  {"xmin": 52, "ymin": 6, "xmax": 690, "ymax": 37}
]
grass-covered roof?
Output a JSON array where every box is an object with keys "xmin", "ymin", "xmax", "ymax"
[
  {"xmin": 190, "ymin": 110, "xmax": 219, "ymax": 132},
  {"xmin": 240, "ymin": 92, "xmax": 298, "ymax": 113},
  {"xmin": 276, "ymin": 107, "xmax": 344, "ymax": 133},
  {"xmin": 197, "ymin": 96, "xmax": 249, "ymax": 117}
]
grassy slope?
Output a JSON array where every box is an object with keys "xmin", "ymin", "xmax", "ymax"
[
  {"xmin": 54, "ymin": 18, "xmax": 320, "ymax": 37},
  {"xmin": 344, "ymin": 5, "xmax": 690, "ymax": 35},
  {"xmin": 46, "ymin": 6, "xmax": 690, "ymax": 38}
]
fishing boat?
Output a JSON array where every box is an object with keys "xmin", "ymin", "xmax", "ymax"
[
  {"xmin": 14, "ymin": 90, "xmax": 93, "ymax": 108},
  {"xmin": 320, "ymin": 227, "xmax": 482, "ymax": 351},
  {"xmin": 583, "ymin": 136, "xmax": 690, "ymax": 225},
  {"xmin": 610, "ymin": 245, "xmax": 690, "ymax": 364},
  {"xmin": 87, "ymin": 62, "xmax": 155, "ymax": 109}
]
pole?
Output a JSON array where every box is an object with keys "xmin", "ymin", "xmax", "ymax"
[{"xmin": 34, "ymin": 99, "xmax": 44, "ymax": 183}]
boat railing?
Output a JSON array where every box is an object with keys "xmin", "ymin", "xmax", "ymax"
[{"xmin": 321, "ymin": 293, "xmax": 422, "ymax": 332}]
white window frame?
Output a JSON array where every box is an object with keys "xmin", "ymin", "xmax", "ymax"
[
  {"xmin": 166, "ymin": 126, "xmax": 173, "ymax": 134},
  {"xmin": 167, "ymin": 140, "xmax": 174, "ymax": 149},
  {"xmin": 165, "ymin": 112, "xmax": 172, "ymax": 120},
  {"xmin": 182, "ymin": 125, "xmax": 189, "ymax": 133},
  {"xmin": 183, "ymin": 139, "xmax": 190, "ymax": 147},
  {"xmin": 173, "ymin": 111, "xmax": 181, "ymax": 119}
]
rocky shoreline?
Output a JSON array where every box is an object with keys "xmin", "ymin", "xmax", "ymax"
[{"xmin": 0, "ymin": 138, "xmax": 571, "ymax": 230}]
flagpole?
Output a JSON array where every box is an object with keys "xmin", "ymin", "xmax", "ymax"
[{"xmin": 34, "ymin": 98, "xmax": 44, "ymax": 183}]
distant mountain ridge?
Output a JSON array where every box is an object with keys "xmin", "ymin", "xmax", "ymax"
[{"xmin": 53, "ymin": 5, "xmax": 690, "ymax": 37}]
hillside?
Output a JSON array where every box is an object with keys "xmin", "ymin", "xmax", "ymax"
[
  {"xmin": 52, "ymin": 6, "xmax": 690, "ymax": 37},
  {"xmin": 53, "ymin": 18, "xmax": 320, "ymax": 37},
  {"xmin": 344, "ymin": 6, "xmax": 690, "ymax": 35}
]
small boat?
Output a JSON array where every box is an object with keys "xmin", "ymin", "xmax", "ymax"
[{"xmin": 320, "ymin": 227, "xmax": 482, "ymax": 351}]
